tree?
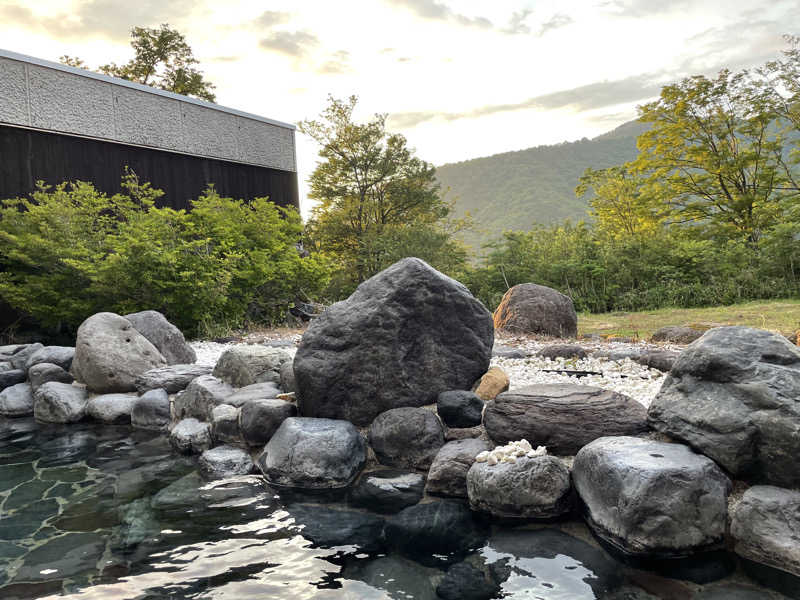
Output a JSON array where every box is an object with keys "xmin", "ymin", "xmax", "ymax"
[
  {"xmin": 60, "ymin": 24, "xmax": 216, "ymax": 102},
  {"xmin": 299, "ymin": 95, "xmax": 464, "ymax": 292}
]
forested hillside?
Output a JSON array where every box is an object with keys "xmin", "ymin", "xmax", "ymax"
[{"xmin": 436, "ymin": 120, "xmax": 648, "ymax": 251}]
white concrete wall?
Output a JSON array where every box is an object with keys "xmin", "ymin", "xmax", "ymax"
[{"xmin": 0, "ymin": 49, "xmax": 296, "ymax": 172}]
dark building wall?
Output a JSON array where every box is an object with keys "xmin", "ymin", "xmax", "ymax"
[{"xmin": 0, "ymin": 125, "xmax": 299, "ymax": 210}]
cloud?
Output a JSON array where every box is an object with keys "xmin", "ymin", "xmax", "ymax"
[
  {"xmin": 538, "ymin": 13, "xmax": 573, "ymax": 36},
  {"xmin": 502, "ymin": 9, "xmax": 532, "ymax": 35},
  {"xmin": 253, "ymin": 10, "xmax": 291, "ymax": 28},
  {"xmin": 259, "ymin": 30, "xmax": 320, "ymax": 58},
  {"xmin": 385, "ymin": 0, "xmax": 493, "ymax": 29},
  {"xmin": 598, "ymin": 0, "xmax": 692, "ymax": 17},
  {"xmin": 316, "ymin": 50, "xmax": 351, "ymax": 74}
]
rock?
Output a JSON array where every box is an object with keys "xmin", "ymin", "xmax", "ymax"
[
  {"xmin": 426, "ymin": 439, "xmax": 492, "ymax": 498},
  {"xmin": 287, "ymin": 505, "xmax": 386, "ymax": 553},
  {"xmin": 537, "ymin": 344, "xmax": 589, "ymax": 359},
  {"xmin": 279, "ymin": 361, "xmax": 296, "ymax": 394},
  {"xmin": 294, "ymin": 258, "xmax": 494, "ymax": 426},
  {"xmin": 151, "ymin": 472, "xmax": 266, "ymax": 511},
  {"xmin": 123, "ymin": 310, "xmax": 196, "ymax": 365},
  {"xmin": 651, "ymin": 325, "xmax": 704, "ymax": 344},
  {"xmin": 345, "ymin": 555, "xmax": 439, "ymax": 600},
  {"xmin": 472, "ymin": 366, "xmax": 509, "ymax": 401},
  {"xmin": 634, "ymin": 349, "xmax": 680, "ymax": 372},
  {"xmin": 210, "ymin": 404, "xmax": 241, "ymax": 444},
  {"xmin": 493, "ymin": 283, "xmax": 577, "ymax": 338},
  {"xmin": 224, "ymin": 382, "xmax": 281, "ymax": 407},
  {"xmin": 239, "ymin": 398, "xmax": 297, "ymax": 447},
  {"xmin": 0, "ymin": 383, "xmax": 34, "ymax": 417},
  {"xmin": 212, "ymin": 345, "xmax": 292, "ymax": 387},
  {"xmin": 467, "ymin": 454, "xmax": 572, "ymax": 519},
  {"xmin": 437, "ymin": 390, "xmax": 484, "ymax": 428},
  {"xmin": 131, "ymin": 389, "xmax": 170, "ymax": 431},
  {"xmin": 134, "ymin": 364, "xmax": 212, "ymax": 394},
  {"xmin": 572, "ymin": 436, "xmax": 731, "ymax": 557},
  {"xmin": 257, "ymin": 417, "xmax": 366, "ymax": 489},
  {"xmin": 491, "ymin": 344, "xmax": 528, "ymax": 359},
  {"xmin": 198, "ymin": 445, "xmax": 254, "ymax": 480},
  {"xmin": 731, "ymin": 485, "xmax": 800, "ymax": 578},
  {"xmin": 28, "ymin": 363, "xmax": 73, "ymax": 392},
  {"xmin": 8, "ymin": 343, "xmax": 43, "ymax": 370},
  {"xmin": 169, "ymin": 418, "xmax": 212, "ymax": 454},
  {"xmin": 648, "ymin": 326, "xmax": 800, "ymax": 487},
  {"xmin": 445, "ymin": 426, "xmax": 485, "ymax": 441},
  {"xmin": 0, "ymin": 360, "xmax": 11, "ymax": 372},
  {"xmin": 695, "ymin": 583, "xmax": 784, "ymax": 600},
  {"xmin": 385, "ymin": 500, "xmax": 487, "ymax": 565},
  {"xmin": 24, "ymin": 346, "xmax": 75, "ymax": 372},
  {"xmin": 368, "ymin": 407, "xmax": 445, "ymax": 470},
  {"xmin": 71, "ymin": 312, "xmax": 167, "ymax": 393},
  {"xmin": 436, "ymin": 561, "xmax": 501, "ymax": 600},
  {"xmin": 33, "ymin": 382, "xmax": 89, "ymax": 423},
  {"xmin": 86, "ymin": 393, "xmax": 137, "ymax": 424},
  {"xmin": 173, "ymin": 375, "xmax": 234, "ymax": 421},
  {"xmin": 0, "ymin": 369, "xmax": 26, "ymax": 391},
  {"xmin": 349, "ymin": 469, "xmax": 426, "ymax": 513},
  {"xmin": 484, "ymin": 384, "xmax": 648, "ymax": 454}
]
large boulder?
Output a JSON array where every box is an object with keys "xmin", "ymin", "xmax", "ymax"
[
  {"xmin": 294, "ymin": 258, "xmax": 494, "ymax": 426},
  {"xmin": 198, "ymin": 445, "xmax": 254, "ymax": 480},
  {"xmin": 86, "ymin": 393, "xmax": 137, "ymax": 424},
  {"xmin": 0, "ymin": 382, "xmax": 34, "ymax": 417},
  {"xmin": 350, "ymin": 469, "xmax": 426, "ymax": 513},
  {"xmin": 483, "ymin": 384, "xmax": 648, "ymax": 454},
  {"xmin": 131, "ymin": 389, "xmax": 171, "ymax": 431},
  {"xmin": 134, "ymin": 364, "xmax": 212, "ymax": 394},
  {"xmin": 436, "ymin": 390, "xmax": 484, "ymax": 429},
  {"xmin": 239, "ymin": 398, "xmax": 297, "ymax": 447},
  {"xmin": 493, "ymin": 283, "xmax": 577, "ymax": 338},
  {"xmin": 731, "ymin": 485, "xmax": 800, "ymax": 579},
  {"xmin": 426, "ymin": 439, "xmax": 492, "ymax": 498},
  {"xmin": 572, "ymin": 436, "xmax": 731, "ymax": 558},
  {"xmin": 467, "ymin": 454, "xmax": 572, "ymax": 520},
  {"xmin": 28, "ymin": 363, "xmax": 73, "ymax": 392},
  {"xmin": 8, "ymin": 343, "xmax": 43, "ymax": 370},
  {"xmin": 0, "ymin": 369, "xmax": 26, "ymax": 391},
  {"xmin": 124, "ymin": 310, "xmax": 196, "ymax": 365},
  {"xmin": 368, "ymin": 407, "xmax": 445, "ymax": 470},
  {"xmin": 212, "ymin": 345, "xmax": 292, "ymax": 387},
  {"xmin": 169, "ymin": 418, "xmax": 212, "ymax": 454},
  {"xmin": 71, "ymin": 312, "xmax": 167, "ymax": 393},
  {"xmin": 648, "ymin": 326, "xmax": 800, "ymax": 487},
  {"xmin": 257, "ymin": 417, "xmax": 366, "ymax": 489},
  {"xmin": 210, "ymin": 404, "xmax": 241, "ymax": 444},
  {"xmin": 24, "ymin": 346, "xmax": 75, "ymax": 372},
  {"xmin": 173, "ymin": 375, "xmax": 234, "ymax": 421},
  {"xmin": 33, "ymin": 382, "xmax": 89, "ymax": 423}
]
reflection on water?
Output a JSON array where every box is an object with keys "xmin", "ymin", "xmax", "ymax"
[{"xmin": 0, "ymin": 418, "xmax": 791, "ymax": 600}]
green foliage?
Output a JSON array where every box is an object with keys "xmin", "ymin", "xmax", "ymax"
[
  {"xmin": 0, "ymin": 176, "xmax": 329, "ymax": 336},
  {"xmin": 60, "ymin": 24, "xmax": 216, "ymax": 102}
]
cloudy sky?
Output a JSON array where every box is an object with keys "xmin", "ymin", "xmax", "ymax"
[{"xmin": 0, "ymin": 0, "xmax": 797, "ymax": 214}]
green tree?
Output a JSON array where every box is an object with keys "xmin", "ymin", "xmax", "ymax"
[{"xmin": 60, "ymin": 24, "xmax": 216, "ymax": 102}]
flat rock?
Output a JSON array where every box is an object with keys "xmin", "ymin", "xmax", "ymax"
[
  {"xmin": 134, "ymin": 364, "xmax": 211, "ymax": 394},
  {"xmin": 0, "ymin": 383, "xmax": 34, "ymax": 417},
  {"xmin": 8, "ymin": 343, "xmax": 43, "ymax": 370},
  {"xmin": 169, "ymin": 418, "xmax": 212, "ymax": 454},
  {"xmin": 484, "ymin": 383, "xmax": 648, "ymax": 454},
  {"xmin": 173, "ymin": 375, "xmax": 234, "ymax": 421},
  {"xmin": 239, "ymin": 398, "xmax": 297, "ymax": 447},
  {"xmin": 0, "ymin": 369, "xmax": 26, "ymax": 391},
  {"xmin": 368, "ymin": 407, "xmax": 445, "ymax": 470},
  {"xmin": 349, "ymin": 469, "xmax": 425, "ymax": 513},
  {"xmin": 651, "ymin": 325, "xmax": 705, "ymax": 344},
  {"xmin": 437, "ymin": 390, "xmax": 484, "ymax": 428},
  {"xmin": 537, "ymin": 344, "xmax": 588, "ymax": 359},
  {"xmin": 86, "ymin": 393, "xmax": 137, "ymax": 424},
  {"xmin": 28, "ymin": 363, "xmax": 73, "ymax": 392},
  {"xmin": 124, "ymin": 310, "xmax": 196, "ymax": 365},
  {"xmin": 467, "ymin": 455, "xmax": 572, "ymax": 519},
  {"xmin": 33, "ymin": 382, "xmax": 88, "ymax": 423},
  {"xmin": 294, "ymin": 258, "xmax": 494, "ymax": 426},
  {"xmin": 493, "ymin": 283, "xmax": 577, "ymax": 338},
  {"xmin": 24, "ymin": 346, "xmax": 75, "ymax": 372},
  {"xmin": 257, "ymin": 417, "xmax": 366, "ymax": 489},
  {"xmin": 648, "ymin": 326, "xmax": 800, "ymax": 487},
  {"xmin": 572, "ymin": 436, "xmax": 731, "ymax": 558},
  {"xmin": 473, "ymin": 366, "xmax": 509, "ymax": 401},
  {"xmin": 131, "ymin": 389, "xmax": 170, "ymax": 431},
  {"xmin": 198, "ymin": 445, "xmax": 254, "ymax": 480},
  {"xmin": 211, "ymin": 404, "xmax": 241, "ymax": 444},
  {"xmin": 71, "ymin": 312, "xmax": 166, "ymax": 393},
  {"xmin": 224, "ymin": 382, "xmax": 281, "ymax": 407},
  {"xmin": 426, "ymin": 439, "xmax": 492, "ymax": 498},
  {"xmin": 731, "ymin": 485, "xmax": 800, "ymax": 578},
  {"xmin": 212, "ymin": 345, "xmax": 291, "ymax": 387}
]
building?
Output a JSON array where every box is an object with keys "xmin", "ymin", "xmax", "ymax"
[{"xmin": 0, "ymin": 48, "xmax": 299, "ymax": 210}]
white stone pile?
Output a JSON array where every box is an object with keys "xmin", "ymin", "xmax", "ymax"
[{"xmin": 475, "ymin": 439, "xmax": 547, "ymax": 465}]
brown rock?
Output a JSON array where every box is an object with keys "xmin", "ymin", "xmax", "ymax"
[
  {"xmin": 473, "ymin": 367, "xmax": 509, "ymax": 401},
  {"xmin": 493, "ymin": 283, "xmax": 577, "ymax": 338}
]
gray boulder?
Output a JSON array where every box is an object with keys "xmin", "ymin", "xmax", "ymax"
[
  {"xmin": 25, "ymin": 346, "xmax": 75, "ymax": 372},
  {"xmin": 484, "ymin": 384, "xmax": 648, "ymax": 454},
  {"xmin": 0, "ymin": 382, "xmax": 34, "ymax": 417},
  {"xmin": 224, "ymin": 382, "xmax": 281, "ymax": 407},
  {"xmin": 731, "ymin": 485, "xmax": 800, "ymax": 578},
  {"xmin": 211, "ymin": 404, "xmax": 241, "ymax": 444},
  {"xmin": 572, "ymin": 436, "xmax": 731, "ymax": 557},
  {"xmin": 173, "ymin": 375, "xmax": 234, "ymax": 421},
  {"xmin": 651, "ymin": 325, "xmax": 705, "ymax": 344},
  {"xmin": 9, "ymin": 343, "xmax": 43, "ymax": 370},
  {"xmin": 198, "ymin": 445, "xmax": 254, "ymax": 480},
  {"xmin": 131, "ymin": 388, "xmax": 171, "ymax": 431},
  {"xmin": 648, "ymin": 326, "xmax": 800, "ymax": 487},
  {"xmin": 634, "ymin": 349, "xmax": 680, "ymax": 372},
  {"xmin": 368, "ymin": 407, "xmax": 445, "ymax": 470},
  {"xmin": 257, "ymin": 417, "xmax": 366, "ymax": 489},
  {"xmin": 426, "ymin": 439, "xmax": 492, "ymax": 498},
  {"xmin": 28, "ymin": 362, "xmax": 73, "ymax": 392},
  {"xmin": 467, "ymin": 455, "xmax": 572, "ymax": 520},
  {"xmin": 0, "ymin": 369, "xmax": 26, "ymax": 391},
  {"xmin": 134, "ymin": 364, "xmax": 212, "ymax": 394},
  {"xmin": 239, "ymin": 398, "xmax": 297, "ymax": 447},
  {"xmin": 86, "ymin": 393, "xmax": 137, "ymax": 424},
  {"xmin": 493, "ymin": 283, "xmax": 577, "ymax": 338},
  {"xmin": 212, "ymin": 345, "xmax": 291, "ymax": 387},
  {"xmin": 537, "ymin": 344, "xmax": 588, "ymax": 360},
  {"xmin": 33, "ymin": 382, "xmax": 89, "ymax": 423},
  {"xmin": 350, "ymin": 469, "xmax": 426, "ymax": 513},
  {"xmin": 0, "ymin": 361, "xmax": 11, "ymax": 372},
  {"xmin": 436, "ymin": 390, "xmax": 484, "ymax": 429},
  {"xmin": 279, "ymin": 361, "xmax": 296, "ymax": 394},
  {"xmin": 71, "ymin": 312, "xmax": 167, "ymax": 393},
  {"xmin": 169, "ymin": 418, "xmax": 212, "ymax": 454},
  {"xmin": 124, "ymin": 310, "xmax": 196, "ymax": 365},
  {"xmin": 294, "ymin": 258, "xmax": 494, "ymax": 426}
]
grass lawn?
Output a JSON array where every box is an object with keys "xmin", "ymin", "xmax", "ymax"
[{"xmin": 579, "ymin": 299, "xmax": 800, "ymax": 340}]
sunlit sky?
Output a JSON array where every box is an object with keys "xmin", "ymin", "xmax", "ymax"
[{"xmin": 1, "ymin": 0, "xmax": 797, "ymax": 215}]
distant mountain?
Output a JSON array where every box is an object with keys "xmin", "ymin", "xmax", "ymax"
[{"xmin": 436, "ymin": 119, "xmax": 649, "ymax": 253}]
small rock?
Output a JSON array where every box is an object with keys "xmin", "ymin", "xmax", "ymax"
[
  {"xmin": 198, "ymin": 445, "xmax": 254, "ymax": 480},
  {"xmin": 369, "ymin": 407, "xmax": 445, "ymax": 470},
  {"xmin": 537, "ymin": 344, "xmax": 588, "ymax": 360},
  {"xmin": 651, "ymin": 326, "xmax": 705, "ymax": 344},
  {"xmin": 445, "ymin": 426, "xmax": 485, "ymax": 441},
  {"xmin": 124, "ymin": 310, "xmax": 196, "ymax": 365},
  {"xmin": 134, "ymin": 364, "xmax": 212, "ymax": 394},
  {"xmin": 86, "ymin": 393, "xmax": 137, "ymax": 424},
  {"xmin": 173, "ymin": 375, "xmax": 234, "ymax": 421},
  {"xmin": 25, "ymin": 346, "xmax": 75, "ymax": 372},
  {"xmin": 426, "ymin": 439, "xmax": 493, "ymax": 498},
  {"xmin": 635, "ymin": 350, "xmax": 680, "ymax": 372},
  {"xmin": 224, "ymin": 382, "xmax": 281, "ymax": 407},
  {"xmin": 0, "ymin": 382, "xmax": 34, "ymax": 417},
  {"xmin": 350, "ymin": 469, "xmax": 426, "ymax": 513},
  {"xmin": 169, "ymin": 418, "xmax": 212, "ymax": 454},
  {"xmin": 473, "ymin": 367, "xmax": 509, "ymax": 401},
  {"xmin": 239, "ymin": 398, "xmax": 297, "ymax": 447},
  {"xmin": 211, "ymin": 404, "xmax": 241, "ymax": 444},
  {"xmin": 212, "ymin": 345, "xmax": 292, "ymax": 387},
  {"xmin": 28, "ymin": 363, "xmax": 73, "ymax": 392},
  {"xmin": 437, "ymin": 390, "xmax": 484, "ymax": 428},
  {"xmin": 279, "ymin": 361, "xmax": 296, "ymax": 394},
  {"xmin": 33, "ymin": 382, "xmax": 89, "ymax": 423},
  {"xmin": 131, "ymin": 389, "xmax": 170, "ymax": 431}
]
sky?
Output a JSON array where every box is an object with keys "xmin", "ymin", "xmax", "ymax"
[{"xmin": 0, "ymin": 0, "xmax": 797, "ymax": 216}]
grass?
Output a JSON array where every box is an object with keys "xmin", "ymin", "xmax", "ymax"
[{"xmin": 579, "ymin": 299, "xmax": 800, "ymax": 340}]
